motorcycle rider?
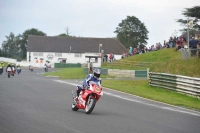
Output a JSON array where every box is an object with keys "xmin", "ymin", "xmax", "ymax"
[
  {"xmin": 44, "ymin": 63, "xmax": 48, "ymax": 72},
  {"xmin": 75, "ymin": 69, "xmax": 101, "ymax": 100},
  {"xmin": 6, "ymin": 63, "xmax": 13, "ymax": 73},
  {"xmin": 0, "ymin": 62, "xmax": 4, "ymax": 74},
  {"xmin": 16, "ymin": 64, "xmax": 21, "ymax": 74},
  {"xmin": 11, "ymin": 64, "xmax": 16, "ymax": 74}
]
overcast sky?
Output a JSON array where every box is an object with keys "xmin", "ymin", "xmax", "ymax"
[{"xmin": 0, "ymin": 0, "xmax": 199, "ymax": 48}]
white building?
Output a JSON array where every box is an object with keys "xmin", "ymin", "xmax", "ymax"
[{"xmin": 27, "ymin": 35, "xmax": 128, "ymax": 67}]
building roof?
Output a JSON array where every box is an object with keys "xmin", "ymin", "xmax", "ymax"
[{"xmin": 27, "ymin": 35, "xmax": 128, "ymax": 54}]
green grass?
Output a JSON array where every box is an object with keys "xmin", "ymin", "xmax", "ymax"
[
  {"xmin": 43, "ymin": 68, "xmax": 116, "ymax": 79},
  {"xmin": 102, "ymin": 48, "xmax": 200, "ymax": 77},
  {"xmin": 102, "ymin": 80, "xmax": 200, "ymax": 111}
]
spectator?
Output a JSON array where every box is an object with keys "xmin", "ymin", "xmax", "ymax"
[
  {"xmin": 156, "ymin": 43, "xmax": 159, "ymax": 50},
  {"xmin": 137, "ymin": 46, "xmax": 141, "ymax": 54},
  {"xmin": 183, "ymin": 41, "xmax": 188, "ymax": 50},
  {"xmin": 197, "ymin": 42, "xmax": 200, "ymax": 57},
  {"xmin": 183, "ymin": 36, "xmax": 186, "ymax": 42},
  {"xmin": 104, "ymin": 54, "xmax": 108, "ymax": 62},
  {"xmin": 158, "ymin": 42, "xmax": 162, "ymax": 49},
  {"xmin": 141, "ymin": 48, "xmax": 145, "ymax": 53},
  {"xmin": 129, "ymin": 46, "xmax": 133, "ymax": 56},
  {"xmin": 195, "ymin": 34, "xmax": 198, "ymax": 40},
  {"xmin": 175, "ymin": 40, "xmax": 182, "ymax": 51},
  {"xmin": 112, "ymin": 53, "xmax": 115, "ymax": 61},
  {"xmin": 173, "ymin": 36, "xmax": 176, "ymax": 47},
  {"xmin": 179, "ymin": 36, "xmax": 183, "ymax": 46},
  {"xmin": 133, "ymin": 48, "xmax": 138, "ymax": 54},
  {"xmin": 189, "ymin": 37, "xmax": 199, "ymax": 56},
  {"xmin": 198, "ymin": 33, "xmax": 200, "ymax": 40},
  {"xmin": 190, "ymin": 35, "xmax": 193, "ymax": 40},
  {"xmin": 121, "ymin": 52, "xmax": 126, "ymax": 59},
  {"xmin": 166, "ymin": 42, "xmax": 170, "ymax": 48},
  {"xmin": 144, "ymin": 47, "xmax": 148, "ymax": 53},
  {"xmin": 169, "ymin": 37, "xmax": 173, "ymax": 48},
  {"xmin": 151, "ymin": 45, "xmax": 155, "ymax": 50},
  {"xmin": 109, "ymin": 53, "xmax": 113, "ymax": 62},
  {"xmin": 148, "ymin": 47, "xmax": 152, "ymax": 51}
]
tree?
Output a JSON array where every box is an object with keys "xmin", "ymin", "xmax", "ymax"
[
  {"xmin": 21, "ymin": 28, "xmax": 47, "ymax": 59},
  {"xmin": 114, "ymin": 16, "xmax": 149, "ymax": 48},
  {"xmin": 177, "ymin": 6, "xmax": 200, "ymax": 32},
  {"xmin": 58, "ymin": 33, "xmax": 68, "ymax": 36}
]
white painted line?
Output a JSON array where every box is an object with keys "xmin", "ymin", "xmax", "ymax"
[
  {"xmin": 46, "ymin": 76, "xmax": 59, "ymax": 78},
  {"xmin": 54, "ymin": 80, "xmax": 200, "ymax": 116}
]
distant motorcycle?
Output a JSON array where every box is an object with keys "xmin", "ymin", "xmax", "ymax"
[
  {"xmin": 0, "ymin": 67, "xmax": 3, "ymax": 75},
  {"xmin": 6, "ymin": 67, "xmax": 12, "ymax": 78},
  {"xmin": 71, "ymin": 82, "xmax": 103, "ymax": 114},
  {"xmin": 6, "ymin": 70, "xmax": 12, "ymax": 78},
  {"xmin": 29, "ymin": 65, "xmax": 33, "ymax": 71},
  {"xmin": 17, "ymin": 67, "xmax": 21, "ymax": 74},
  {"xmin": 11, "ymin": 67, "xmax": 16, "ymax": 76},
  {"xmin": 44, "ymin": 66, "xmax": 48, "ymax": 72}
]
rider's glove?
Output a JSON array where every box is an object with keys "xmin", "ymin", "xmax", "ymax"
[{"xmin": 83, "ymin": 85, "xmax": 90, "ymax": 89}]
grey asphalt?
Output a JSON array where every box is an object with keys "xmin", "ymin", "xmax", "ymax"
[{"xmin": 0, "ymin": 68, "xmax": 200, "ymax": 133}]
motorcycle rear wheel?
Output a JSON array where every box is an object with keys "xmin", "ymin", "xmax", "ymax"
[{"xmin": 85, "ymin": 98, "xmax": 96, "ymax": 114}]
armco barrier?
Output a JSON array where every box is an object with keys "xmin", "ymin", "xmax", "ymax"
[
  {"xmin": 54, "ymin": 63, "xmax": 81, "ymax": 68},
  {"xmin": 149, "ymin": 72, "xmax": 200, "ymax": 98},
  {"xmin": 83, "ymin": 67, "xmax": 108, "ymax": 75},
  {"xmin": 83, "ymin": 68, "xmax": 148, "ymax": 78}
]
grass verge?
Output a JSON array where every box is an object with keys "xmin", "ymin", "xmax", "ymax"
[{"xmin": 102, "ymin": 80, "xmax": 200, "ymax": 111}]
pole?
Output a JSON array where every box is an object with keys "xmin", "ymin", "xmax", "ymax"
[
  {"xmin": 187, "ymin": 17, "xmax": 191, "ymax": 58},
  {"xmin": 187, "ymin": 17, "xmax": 189, "ymax": 48}
]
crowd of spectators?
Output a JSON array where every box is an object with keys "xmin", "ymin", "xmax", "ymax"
[
  {"xmin": 122, "ymin": 32, "xmax": 200, "ymax": 58},
  {"xmin": 102, "ymin": 33, "xmax": 200, "ymax": 62}
]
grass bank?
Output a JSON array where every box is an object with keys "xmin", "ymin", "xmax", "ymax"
[
  {"xmin": 102, "ymin": 48, "xmax": 200, "ymax": 77},
  {"xmin": 102, "ymin": 80, "xmax": 200, "ymax": 111}
]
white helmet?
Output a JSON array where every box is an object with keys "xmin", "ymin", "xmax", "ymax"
[{"xmin": 93, "ymin": 69, "xmax": 101, "ymax": 79}]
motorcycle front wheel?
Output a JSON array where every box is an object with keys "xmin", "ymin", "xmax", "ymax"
[
  {"xmin": 85, "ymin": 97, "xmax": 96, "ymax": 114},
  {"xmin": 71, "ymin": 101, "xmax": 79, "ymax": 111}
]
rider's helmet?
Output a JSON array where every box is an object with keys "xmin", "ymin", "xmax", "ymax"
[{"xmin": 93, "ymin": 69, "xmax": 101, "ymax": 79}]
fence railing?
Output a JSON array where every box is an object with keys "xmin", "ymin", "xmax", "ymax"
[
  {"xmin": 149, "ymin": 72, "xmax": 200, "ymax": 98},
  {"xmin": 180, "ymin": 48, "xmax": 200, "ymax": 59},
  {"xmin": 83, "ymin": 67, "xmax": 149, "ymax": 78},
  {"xmin": 104, "ymin": 60, "xmax": 154, "ymax": 68}
]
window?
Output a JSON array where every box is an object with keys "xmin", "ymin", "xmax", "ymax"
[
  {"xmin": 33, "ymin": 52, "xmax": 43, "ymax": 56},
  {"xmin": 55, "ymin": 53, "xmax": 62, "ymax": 57},
  {"xmin": 74, "ymin": 53, "xmax": 82, "ymax": 57}
]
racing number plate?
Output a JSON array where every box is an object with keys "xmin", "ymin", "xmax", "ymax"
[{"xmin": 95, "ymin": 87, "xmax": 100, "ymax": 92}]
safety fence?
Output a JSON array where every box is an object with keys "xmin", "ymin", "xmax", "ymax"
[
  {"xmin": 104, "ymin": 60, "xmax": 154, "ymax": 68},
  {"xmin": 180, "ymin": 48, "xmax": 200, "ymax": 59},
  {"xmin": 149, "ymin": 72, "xmax": 200, "ymax": 98},
  {"xmin": 83, "ymin": 67, "xmax": 149, "ymax": 78},
  {"xmin": 54, "ymin": 63, "xmax": 81, "ymax": 68}
]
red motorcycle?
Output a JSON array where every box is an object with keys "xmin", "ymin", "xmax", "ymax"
[
  {"xmin": 7, "ymin": 71, "xmax": 12, "ymax": 78},
  {"xmin": 71, "ymin": 82, "xmax": 103, "ymax": 114},
  {"xmin": 11, "ymin": 67, "xmax": 16, "ymax": 76}
]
